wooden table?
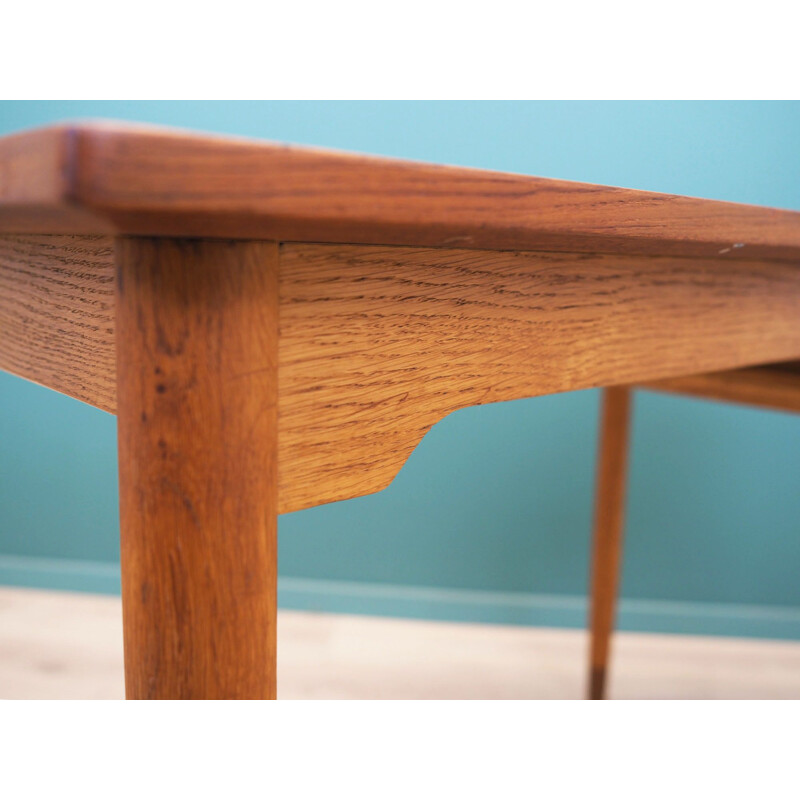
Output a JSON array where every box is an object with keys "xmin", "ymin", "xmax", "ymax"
[{"xmin": 2, "ymin": 122, "xmax": 800, "ymax": 699}]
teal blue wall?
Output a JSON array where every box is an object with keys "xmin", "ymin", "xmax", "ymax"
[{"xmin": 2, "ymin": 102, "xmax": 800, "ymax": 638}]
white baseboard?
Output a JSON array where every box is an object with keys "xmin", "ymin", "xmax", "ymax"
[{"xmin": 2, "ymin": 554, "xmax": 799, "ymax": 640}]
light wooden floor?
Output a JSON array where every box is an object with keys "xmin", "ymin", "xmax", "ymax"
[{"xmin": 1, "ymin": 586, "xmax": 799, "ymax": 699}]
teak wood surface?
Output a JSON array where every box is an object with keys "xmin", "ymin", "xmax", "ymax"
[
  {"xmin": 5, "ymin": 236, "xmax": 800, "ymax": 512},
  {"xmin": 2, "ymin": 121, "xmax": 800, "ymax": 699},
  {"xmin": 116, "ymin": 238, "xmax": 278, "ymax": 699}
]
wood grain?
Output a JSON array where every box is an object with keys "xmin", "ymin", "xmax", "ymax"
[
  {"xmin": 1, "ymin": 122, "xmax": 800, "ymax": 261},
  {"xmin": 587, "ymin": 386, "xmax": 632, "ymax": 700},
  {"xmin": 0, "ymin": 235, "xmax": 115, "ymax": 410},
  {"xmin": 276, "ymin": 243, "xmax": 800, "ymax": 510},
  {"xmin": 641, "ymin": 364, "xmax": 800, "ymax": 412},
  {"xmin": 0, "ymin": 125, "xmax": 109, "ymax": 234},
  {"xmin": 116, "ymin": 238, "xmax": 278, "ymax": 699},
  {"xmin": 6, "ymin": 236, "xmax": 800, "ymax": 512},
  {"xmin": 4, "ymin": 121, "xmax": 800, "ymax": 704}
]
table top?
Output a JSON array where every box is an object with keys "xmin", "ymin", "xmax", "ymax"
[{"xmin": 2, "ymin": 120, "xmax": 800, "ymax": 261}]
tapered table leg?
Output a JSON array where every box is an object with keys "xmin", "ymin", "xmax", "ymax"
[
  {"xmin": 115, "ymin": 238, "xmax": 279, "ymax": 700},
  {"xmin": 587, "ymin": 386, "xmax": 633, "ymax": 700}
]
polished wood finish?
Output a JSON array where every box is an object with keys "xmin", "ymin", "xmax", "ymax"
[
  {"xmin": 588, "ymin": 387, "xmax": 632, "ymax": 700},
  {"xmin": 116, "ymin": 238, "xmax": 278, "ymax": 699},
  {"xmin": 277, "ymin": 244, "xmax": 800, "ymax": 509},
  {"xmin": 3, "ymin": 121, "xmax": 800, "ymax": 700},
  {"xmin": 6, "ymin": 235, "xmax": 800, "ymax": 511},
  {"xmin": 2, "ymin": 122, "xmax": 800, "ymax": 261},
  {"xmin": 0, "ymin": 234, "xmax": 115, "ymax": 410}
]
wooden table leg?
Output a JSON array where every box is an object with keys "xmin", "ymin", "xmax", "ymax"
[
  {"xmin": 115, "ymin": 238, "xmax": 279, "ymax": 700},
  {"xmin": 587, "ymin": 386, "xmax": 633, "ymax": 700}
]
